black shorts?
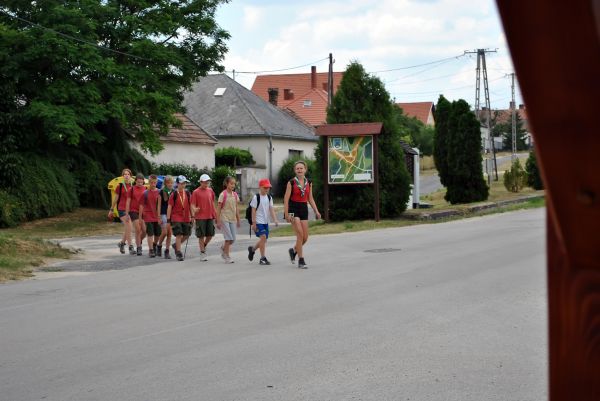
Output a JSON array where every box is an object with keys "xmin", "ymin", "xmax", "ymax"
[
  {"xmin": 172, "ymin": 222, "xmax": 191, "ymax": 237},
  {"xmin": 146, "ymin": 222, "xmax": 162, "ymax": 237},
  {"xmin": 288, "ymin": 200, "xmax": 309, "ymax": 220},
  {"xmin": 129, "ymin": 212, "xmax": 140, "ymax": 221}
]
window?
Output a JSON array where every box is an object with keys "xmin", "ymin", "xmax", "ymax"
[
  {"xmin": 303, "ymin": 99, "xmax": 312, "ymax": 107},
  {"xmin": 284, "ymin": 89, "xmax": 294, "ymax": 100},
  {"xmin": 214, "ymin": 87, "xmax": 226, "ymax": 96},
  {"xmin": 289, "ymin": 149, "xmax": 304, "ymax": 158}
]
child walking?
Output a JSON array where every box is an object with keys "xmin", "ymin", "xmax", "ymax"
[
  {"xmin": 247, "ymin": 179, "xmax": 279, "ymax": 265},
  {"xmin": 109, "ymin": 168, "xmax": 134, "ymax": 255},
  {"xmin": 283, "ymin": 160, "xmax": 321, "ymax": 269},
  {"xmin": 157, "ymin": 176, "xmax": 174, "ymax": 259},
  {"xmin": 216, "ymin": 176, "xmax": 240, "ymax": 264},
  {"xmin": 191, "ymin": 174, "xmax": 217, "ymax": 262},
  {"xmin": 139, "ymin": 175, "xmax": 162, "ymax": 258},
  {"xmin": 166, "ymin": 175, "xmax": 192, "ymax": 262},
  {"xmin": 126, "ymin": 173, "xmax": 147, "ymax": 256}
]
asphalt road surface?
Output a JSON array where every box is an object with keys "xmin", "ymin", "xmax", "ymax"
[{"xmin": 0, "ymin": 208, "xmax": 547, "ymax": 401}]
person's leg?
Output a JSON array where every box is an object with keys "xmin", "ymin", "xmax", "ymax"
[
  {"xmin": 147, "ymin": 234, "xmax": 155, "ymax": 257},
  {"xmin": 300, "ymin": 220, "xmax": 309, "ymax": 245},
  {"xmin": 293, "ymin": 217, "xmax": 305, "ymax": 258},
  {"xmin": 123, "ymin": 217, "xmax": 132, "ymax": 246},
  {"xmin": 258, "ymin": 235, "xmax": 266, "ymax": 257}
]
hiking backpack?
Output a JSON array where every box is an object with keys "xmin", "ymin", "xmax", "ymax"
[{"xmin": 245, "ymin": 193, "xmax": 272, "ymax": 225}]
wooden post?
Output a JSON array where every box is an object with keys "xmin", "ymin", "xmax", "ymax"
[
  {"xmin": 322, "ymin": 137, "xmax": 330, "ymax": 222},
  {"xmin": 373, "ymin": 134, "xmax": 380, "ymax": 222}
]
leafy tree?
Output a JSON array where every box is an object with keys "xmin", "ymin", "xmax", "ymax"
[
  {"xmin": 277, "ymin": 156, "xmax": 317, "ymax": 198},
  {"xmin": 316, "ymin": 62, "xmax": 411, "ymax": 221},
  {"xmin": 491, "ymin": 110, "xmax": 528, "ymax": 151},
  {"xmin": 393, "ymin": 106, "xmax": 434, "ymax": 156},
  {"xmin": 525, "ymin": 150, "xmax": 544, "ymax": 190},
  {"xmin": 0, "ymin": 1, "xmax": 230, "ymax": 220},
  {"xmin": 503, "ymin": 158, "xmax": 528, "ymax": 192},
  {"xmin": 433, "ymin": 95, "xmax": 452, "ymax": 186},
  {"xmin": 445, "ymin": 99, "xmax": 489, "ymax": 204},
  {"xmin": 215, "ymin": 147, "xmax": 255, "ymax": 167}
]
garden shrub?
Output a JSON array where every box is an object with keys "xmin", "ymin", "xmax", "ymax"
[
  {"xmin": 215, "ymin": 147, "xmax": 255, "ymax": 167},
  {"xmin": 504, "ymin": 158, "xmax": 528, "ymax": 192}
]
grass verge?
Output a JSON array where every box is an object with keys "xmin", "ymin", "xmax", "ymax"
[{"xmin": 0, "ymin": 208, "xmax": 121, "ymax": 282}]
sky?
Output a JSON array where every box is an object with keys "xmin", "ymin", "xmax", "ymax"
[{"xmin": 215, "ymin": 0, "xmax": 523, "ymax": 110}]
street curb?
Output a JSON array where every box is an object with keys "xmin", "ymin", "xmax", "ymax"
[{"xmin": 403, "ymin": 194, "xmax": 545, "ymax": 221}]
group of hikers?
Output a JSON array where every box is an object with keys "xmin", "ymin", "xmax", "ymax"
[{"xmin": 108, "ymin": 160, "xmax": 321, "ymax": 269}]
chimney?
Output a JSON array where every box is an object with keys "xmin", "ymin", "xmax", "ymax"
[
  {"xmin": 267, "ymin": 87, "xmax": 279, "ymax": 106},
  {"xmin": 311, "ymin": 66, "xmax": 317, "ymax": 89},
  {"xmin": 509, "ymin": 101, "xmax": 515, "ymax": 109},
  {"xmin": 519, "ymin": 104, "xmax": 525, "ymax": 109}
]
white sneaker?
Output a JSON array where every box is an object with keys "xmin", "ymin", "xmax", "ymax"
[
  {"xmin": 200, "ymin": 251, "xmax": 208, "ymax": 261},
  {"xmin": 225, "ymin": 257, "xmax": 234, "ymax": 264}
]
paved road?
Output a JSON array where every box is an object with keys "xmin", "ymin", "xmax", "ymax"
[{"xmin": 0, "ymin": 209, "xmax": 547, "ymax": 401}]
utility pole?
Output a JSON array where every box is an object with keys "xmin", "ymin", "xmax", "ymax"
[
  {"xmin": 327, "ymin": 53, "xmax": 334, "ymax": 106},
  {"xmin": 510, "ymin": 72, "xmax": 517, "ymax": 161},
  {"xmin": 232, "ymin": 69, "xmax": 236, "ymax": 81},
  {"xmin": 465, "ymin": 48, "xmax": 498, "ymax": 184}
]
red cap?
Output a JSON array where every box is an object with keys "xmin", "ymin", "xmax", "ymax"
[{"xmin": 258, "ymin": 178, "xmax": 272, "ymax": 188}]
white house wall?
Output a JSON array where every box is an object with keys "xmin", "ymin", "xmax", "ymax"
[{"xmin": 131, "ymin": 141, "xmax": 215, "ymax": 170}]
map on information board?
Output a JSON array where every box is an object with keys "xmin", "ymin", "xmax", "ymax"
[{"xmin": 328, "ymin": 135, "xmax": 374, "ymax": 184}]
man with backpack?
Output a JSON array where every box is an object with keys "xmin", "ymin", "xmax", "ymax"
[
  {"xmin": 247, "ymin": 179, "xmax": 279, "ymax": 265},
  {"xmin": 166, "ymin": 175, "xmax": 192, "ymax": 262}
]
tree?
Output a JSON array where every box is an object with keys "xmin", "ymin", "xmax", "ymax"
[
  {"xmin": 445, "ymin": 99, "xmax": 489, "ymax": 204},
  {"xmin": 0, "ymin": 1, "xmax": 229, "ymax": 154},
  {"xmin": 315, "ymin": 62, "xmax": 411, "ymax": 221},
  {"xmin": 393, "ymin": 106, "xmax": 434, "ymax": 156},
  {"xmin": 0, "ymin": 1, "xmax": 230, "ymax": 222},
  {"xmin": 491, "ymin": 110, "xmax": 528, "ymax": 151},
  {"xmin": 433, "ymin": 95, "xmax": 452, "ymax": 186},
  {"xmin": 503, "ymin": 158, "xmax": 527, "ymax": 192},
  {"xmin": 215, "ymin": 147, "xmax": 255, "ymax": 167},
  {"xmin": 525, "ymin": 150, "xmax": 544, "ymax": 189}
]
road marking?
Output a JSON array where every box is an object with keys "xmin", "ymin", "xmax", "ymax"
[{"xmin": 119, "ymin": 317, "xmax": 221, "ymax": 343}]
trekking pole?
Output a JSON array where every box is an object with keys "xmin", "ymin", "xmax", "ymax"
[{"xmin": 183, "ymin": 236, "xmax": 190, "ymax": 260}]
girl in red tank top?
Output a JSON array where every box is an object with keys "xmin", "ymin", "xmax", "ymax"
[
  {"xmin": 109, "ymin": 168, "xmax": 134, "ymax": 255},
  {"xmin": 283, "ymin": 161, "xmax": 321, "ymax": 269}
]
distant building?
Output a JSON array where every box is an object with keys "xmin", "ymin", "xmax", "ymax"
[
  {"xmin": 395, "ymin": 102, "xmax": 436, "ymax": 126},
  {"xmin": 184, "ymin": 74, "xmax": 318, "ymax": 192}
]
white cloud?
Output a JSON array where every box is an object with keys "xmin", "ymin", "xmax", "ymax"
[{"xmin": 242, "ymin": 6, "xmax": 264, "ymax": 31}]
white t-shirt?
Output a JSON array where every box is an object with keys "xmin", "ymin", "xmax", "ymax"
[{"xmin": 250, "ymin": 194, "xmax": 273, "ymax": 224}]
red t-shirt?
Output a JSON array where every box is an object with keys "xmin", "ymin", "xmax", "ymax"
[
  {"xmin": 168, "ymin": 190, "xmax": 191, "ymax": 223},
  {"xmin": 191, "ymin": 187, "xmax": 216, "ymax": 220},
  {"xmin": 142, "ymin": 189, "xmax": 161, "ymax": 222},
  {"xmin": 129, "ymin": 185, "xmax": 146, "ymax": 213},
  {"xmin": 115, "ymin": 183, "xmax": 132, "ymax": 211},
  {"xmin": 290, "ymin": 178, "xmax": 311, "ymax": 203}
]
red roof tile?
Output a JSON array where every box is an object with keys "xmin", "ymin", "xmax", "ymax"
[
  {"xmin": 315, "ymin": 122, "xmax": 383, "ymax": 136},
  {"xmin": 396, "ymin": 102, "xmax": 435, "ymax": 125},
  {"xmin": 284, "ymin": 88, "xmax": 330, "ymax": 126},
  {"xmin": 162, "ymin": 114, "xmax": 217, "ymax": 145},
  {"xmin": 251, "ymin": 69, "xmax": 344, "ymax": 108}
]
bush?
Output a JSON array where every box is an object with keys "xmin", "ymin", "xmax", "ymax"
[
  {"xmin": 504, "ymin": 158, "xmax": 528, "ymax": 192},
  {"xmin": 0, "ymin": 190, "xmax": 25, "ymax": 228},
  {"xmin": 277, "ymin": 157, "xmax": 317, "ymax": 198},
  {"xmin": 215, "ymin": 147, "xmax": 255, "ymax": 167},
  {"xmin": 210, "ymin": 165, "xmax": 237, "ymax": 191},
  {"xmin": 150, "ymin": 163, "xmax": 236, "ymax": 193},
  {"xmin": 525, "ymin": 150, "xmax": 544, "ymax": 190}
]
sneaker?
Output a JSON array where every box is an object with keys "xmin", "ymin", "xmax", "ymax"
[
  {"xmin": 176, "ymin": 251, "xmax": 184, "ymax": 262},
  {"xmin": 129, "ymin": 245, "xmax": 136, "ymax": 255},
  {"xmin": 136, "ymin": 246, "xmax": 142, "ymax": 256},
  {"xmin": 288, "ymin": 248, "xmax": 297, "ymax": 264},
  {"xmin": 149, "ymin": 249, "xmax": 156, "ymax": 258},
  {"xmin": 298, "ymin": 258, "xmax": 307, "ymax": 269},
  {"xmin": 248, "ymin": 246, "xmax": 255, "ymax": 261},
  {"xmin": 156, "ymin": 244, "xmax": 162, "ymax": 257},
  {"xmin": 200, "ymin": 251, "xmax": 208, "ymax": 262},
  {"xmin": 225, "ymin": 257, "xmax": 234, "ymax": 264},
  {"xmin": 164, "ymin": 249, "xmax": 172, "ymax": 259},
  {"xmin": 118, "ymin": 241, "xmax": 125, "ymax": 254},
  {"xmin": 259, "ymin": 257, "xmax": 271, "ymax": 266}
]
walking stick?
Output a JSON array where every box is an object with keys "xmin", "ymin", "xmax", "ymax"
[{"xmin": 183, "ymin": 219, "xmax": 193, "ymax": 260}]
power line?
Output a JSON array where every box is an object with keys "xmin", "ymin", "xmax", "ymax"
[
  {"xmin": 369, "ymin": 53, "xmax": 466, "ymax": 73},
  {"xmin": 227, "ymin": 57, "xmax": 329, "ymax": 75},
  {"xmin": 0, "ymin": 8, "xmax": 157, "ymax": 63}
]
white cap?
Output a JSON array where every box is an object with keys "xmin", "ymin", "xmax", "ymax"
[
  {"xmin": 200, "ymin": 174, "xmax": 211, "ymax": 182},
  {"xmin": 176, "ymin": 175, "xmax": 190, "ymax": 184}
]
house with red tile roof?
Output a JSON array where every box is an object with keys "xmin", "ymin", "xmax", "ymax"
[
  {"xmin": 251, "ymin": 67, "xmax": 344, "ymax": 126},
  {"xmin": 132, "ymin": 113, "xmax": 218, "ymax": 168},
  {"xmin": 395, "ymin": 102, "xmax": 436, "ymax": 126}
]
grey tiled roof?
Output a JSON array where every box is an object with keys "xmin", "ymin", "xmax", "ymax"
[{"xmin": 183, "ymin": 74, "xmax": 317, "ymax": 142}]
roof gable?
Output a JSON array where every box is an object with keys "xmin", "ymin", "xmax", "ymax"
[
  {"xmin": 396, "ymin": 102, "xmax": 435, "ymax": 125},
  {"xmin": 183, "ymin": 74, "xmax": 316, "ymax": 141},
  {"xmin": 284, "ymin": 88, "xmax": 329, "ymax": 126}
]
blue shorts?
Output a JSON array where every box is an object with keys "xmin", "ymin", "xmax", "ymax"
[
  {"xmin": 118, "ymin": 210, "xmax": 127, "ymax": 218},
  {"xmin": 255, "ymin": 223, "xmax": 269, "ymax": 238}
]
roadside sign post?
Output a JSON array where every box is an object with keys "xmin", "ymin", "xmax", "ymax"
[{"xmin": 316, "ymin": 123, "xmax": 383, "ymax": 222}]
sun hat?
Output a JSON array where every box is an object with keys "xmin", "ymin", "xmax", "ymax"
[
  {"xmin": 199, "ymin": 174, "xmax": 211, "ymax": 182},
  {"xmin": 176, "ymin": 175, "xmax": 190, "ymax": 184},
  {"xmin": 258, "ymin": 178, "xmax": 272, "ymax": 188}
]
